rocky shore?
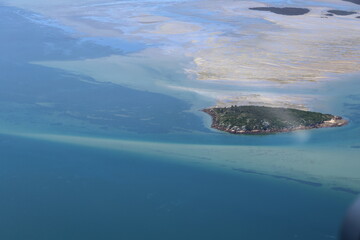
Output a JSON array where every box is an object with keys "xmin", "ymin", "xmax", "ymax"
[{"xmin": 203, "ymin": 106, "xmax": 348, "ymax": 134}]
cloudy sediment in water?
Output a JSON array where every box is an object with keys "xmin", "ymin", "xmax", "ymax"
[
  {"xmin": 1, "ymin": 0, "xmax": 359, "ymax": 192},
  {"xmin": 4, "ymin": 0, "xmax": 360, "ymax": 108},
  {"xmin": 1, "ymin": 0, "xmax": 360, "ymax": 239}
]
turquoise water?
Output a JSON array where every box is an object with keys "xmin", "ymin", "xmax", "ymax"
[{"xmin": 0, "ymin": 4, "xmax": 359, "ymax": 240}]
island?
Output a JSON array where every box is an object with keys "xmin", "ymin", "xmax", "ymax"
[
  {"xmin": 203, "ymin": 105, "xmax": 348, "ymax": 134},
  {"xmin": 327, "ymin": 10, "xmax": 357, "ymax": 16},
  {"xmin": 248, "ymin": 7, "xmax": 310, "ymax": 16}
]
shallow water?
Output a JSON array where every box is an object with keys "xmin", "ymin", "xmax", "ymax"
[{"xmin": 0, "ymin": 2, "xmax": 359, "ymax": 240}]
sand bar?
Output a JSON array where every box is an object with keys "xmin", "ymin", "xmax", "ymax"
[{"xmin": 3, "ymin": 131, "xmax": 359, "ymax": 194}]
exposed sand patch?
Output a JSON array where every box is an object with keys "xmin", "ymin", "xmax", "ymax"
[
  {"xmin": 131, "ymin": 15, "xmax": 170, "ymax": 24},
  {"xmin": 147, "ymin": 21, "xmax": 202, "ymax": 35},
  {"xmin": 5, "ymin": 0, "xmax": 360, "ymax": 108},
  {"xmin": 168, "ymin": 85, "xmax": 311, "ymax": 110},
  {"xmin": 186, "ymin": 0, "xmax": 360, "ymax": 85}
]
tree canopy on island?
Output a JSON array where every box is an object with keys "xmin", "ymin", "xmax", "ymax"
[{"xmin": 204, "ymin": 105, "xmax": 334, "ymax": 132}]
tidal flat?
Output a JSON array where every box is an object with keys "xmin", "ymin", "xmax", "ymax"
[{"xmin": 0, "ymin": 0, "xmax": 360, "ymax": 239}]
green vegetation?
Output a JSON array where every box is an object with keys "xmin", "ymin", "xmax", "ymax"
[{"xmin": 204, "ymin": 105, "xmax": 336, "ymax": 133}]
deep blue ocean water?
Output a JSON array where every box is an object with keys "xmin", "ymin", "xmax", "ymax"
[{"xmin": 0, "ymin": 4, "xmax": 358, "ymax": 240}]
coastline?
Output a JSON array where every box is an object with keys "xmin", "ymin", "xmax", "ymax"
[{"xmin": 202, "ymin": 107, "xmax": 348, "ymax": 135}]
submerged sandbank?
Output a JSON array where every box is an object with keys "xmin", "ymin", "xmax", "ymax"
[{"xmin": 4, "ymin": 131, "xmax": 360, "ymax": 194}]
